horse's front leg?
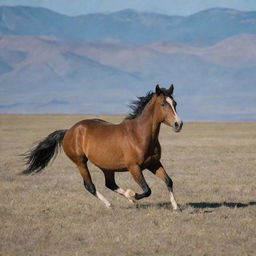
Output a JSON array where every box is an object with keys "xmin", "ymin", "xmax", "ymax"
[
  {"xmin": 148, "ymin": 161, "xmax": 179, "ymax": 210},
  {"xmin": 128, "ymin": 165, "xmax": 151, "ymax": 200}
]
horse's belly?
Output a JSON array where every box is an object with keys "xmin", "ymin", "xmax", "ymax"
[
  {"xmin": 89, "ymin": 156, "xmax": 126, "ymax": 170},
  {"xmin": 86, "ymin": 144, "xmax": 126, "ymax": 170}
]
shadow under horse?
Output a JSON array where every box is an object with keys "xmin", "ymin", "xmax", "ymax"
[
  {"xmin": 127, "ymin": 201, "xmax": 256, "ymax": 210},
  {"xmin": 188, "ymin": 201, "xmax": 256, "ymax": 209}
]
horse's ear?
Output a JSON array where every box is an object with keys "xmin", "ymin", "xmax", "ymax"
[
  {"xmin": 168, "ymin": 84, "xmax": 174, "ymax": 95},
  {"xmin": 155, "ymin": 84, "xmax": 162, "ymax": 96}
]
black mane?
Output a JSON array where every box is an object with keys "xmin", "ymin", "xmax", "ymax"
[
  {"xmin": 126, "ymin": 91, "xmax": 154, "ymax": 120},
  {"xmin": 126, "ymin": 88, "xmax": 172, "ymax": 120}
]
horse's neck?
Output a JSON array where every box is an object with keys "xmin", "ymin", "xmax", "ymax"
[{"xmin": 135, "ymin": 98, "xmax": 161, "ymax": 145}]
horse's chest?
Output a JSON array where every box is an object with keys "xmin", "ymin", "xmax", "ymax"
[{"xmin": 136, "ymin": 145, "xmax": 161, "ymax": 167}]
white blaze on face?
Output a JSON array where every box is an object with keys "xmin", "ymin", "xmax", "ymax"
[{"xmin": 166, "ymin": 97, "xmax": 180, "ymax": 123}]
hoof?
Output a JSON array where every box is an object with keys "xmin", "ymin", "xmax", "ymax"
[
  {"xmin": 125, "ymin": 189, "xmax": 136, "ymax": 197},
  {"xmin": 106, "ymin": 203, "xmax": 112, "ymax": 209},
  {"xmin": 125, "ymin": 189, "xmax": 136, "ymax": 203},
  {"xmin": 173, "ymin": 205, "xmax": 182, "ymax": 212}
]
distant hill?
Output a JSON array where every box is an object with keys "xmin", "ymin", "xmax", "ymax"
[
  {"xmin": 0, "ymin": 35, "xmax": 141, "ymax": 114},
  {"xmin": 0, "ymin": 6, "xmax": 256, "ymax": 120},
  {"xmin": 0, "ymin": 6, "xmax": 256, "ymax": 45}
]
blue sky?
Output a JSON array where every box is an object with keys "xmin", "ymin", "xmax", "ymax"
[{"xmin": 0, "ymin": 0, "xmax": 255, "ymax": 15}]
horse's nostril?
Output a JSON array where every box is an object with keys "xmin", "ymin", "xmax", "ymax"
[{"xmin": 174, "ymin": 122, "xmax": 179, "ymax": 128}]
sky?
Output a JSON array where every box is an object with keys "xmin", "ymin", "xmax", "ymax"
[{"xmin": 0, "ymin": 0, "xmax": 255, "ymax": 16}]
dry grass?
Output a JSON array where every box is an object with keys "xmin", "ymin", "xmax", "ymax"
[{"xmin": 0, "ymin": 114, "xmax": 255, "ymax": 256}]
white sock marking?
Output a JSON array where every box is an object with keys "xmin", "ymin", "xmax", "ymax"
[
  {"xmin": 124, "ymin": 189, "xmax": 136, "ymax": 203},
  {"xmin": 96, "ymin": 191, "xmax": 111, "ymax": 208},
  {"xmin": 170, "ymin": 191, "xmax": 178, "ymax": 210},
  {"xmin": 115, "ymin": 188, "xmax": 126, "ymax": 195},
  {"xmin": 115, "ymin": 188, "xmax": 135, "ymax": 203}
]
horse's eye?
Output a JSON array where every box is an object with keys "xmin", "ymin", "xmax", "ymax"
[{"xmin": 161, "ymin": 103, "xmax": 165, "ymax": 107}]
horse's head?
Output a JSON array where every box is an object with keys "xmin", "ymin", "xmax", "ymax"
[{"xmin": 154, "ymin": 84, "xmax": 183, "ymax": 132}]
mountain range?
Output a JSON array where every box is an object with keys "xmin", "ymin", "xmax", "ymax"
[
  {"xmin": 1, "ymin": 6, "xmax": 256, "ymax": 45},
  {"xmin": 0, "ymin": 6, "xmax": 256, "ymax": 120}
]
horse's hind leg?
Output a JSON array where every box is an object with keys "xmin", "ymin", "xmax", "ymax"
[
  {"xmin": 77, "ymin": 159, "xmax": 111, "ymax": 208},
  {"xmin": 103, "ymin": 170, "xmax": 135, "ymax": 203}
]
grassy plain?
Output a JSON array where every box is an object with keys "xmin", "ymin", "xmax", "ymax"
[{"xmin": 0, "ymin": 114, "xmax": 255, "ymax": 256}]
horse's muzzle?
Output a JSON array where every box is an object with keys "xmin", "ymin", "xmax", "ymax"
[{"xmin": 172, "ymin": 121, "xmax": 183, "ymax": 132}]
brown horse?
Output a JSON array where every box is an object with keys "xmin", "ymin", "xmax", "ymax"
[{"xmin": 22, "ymin": 85, "xmax": 183, "ymax": 209}]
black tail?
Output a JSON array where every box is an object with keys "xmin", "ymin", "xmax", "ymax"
[{"xmin": 21, "ymin": 130, "xmax": 67, "ymax": 175}]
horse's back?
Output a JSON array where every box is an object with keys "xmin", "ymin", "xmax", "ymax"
[{"xmin": 74, "ymin": 118, "xmax": 124, "ymax": 134}]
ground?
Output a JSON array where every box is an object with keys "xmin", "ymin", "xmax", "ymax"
[{"xmin": 0, "ymin": 114, "xmax": 255, "ymax": 256}]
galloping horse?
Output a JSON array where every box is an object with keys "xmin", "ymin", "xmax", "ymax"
[{"xmin": 22, "ymin": 85, "xmax": 183, "ymax": 209}]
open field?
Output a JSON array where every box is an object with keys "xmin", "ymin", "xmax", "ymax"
[{"xmin": 0, "ymin": 114, "xmax": 255, "ymax": 256}]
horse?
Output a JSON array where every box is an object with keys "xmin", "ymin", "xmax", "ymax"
[{"xmin": 22, "ymin": 84, "xmax": 183, "ymax": 209}]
